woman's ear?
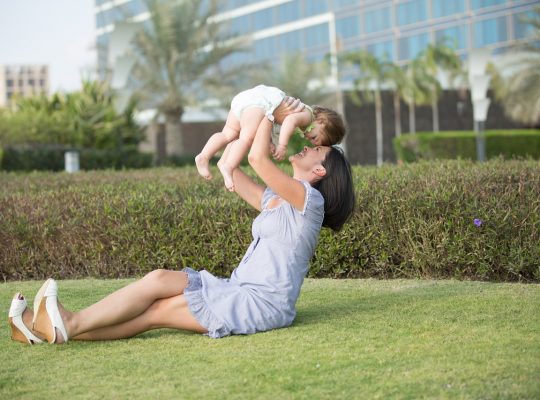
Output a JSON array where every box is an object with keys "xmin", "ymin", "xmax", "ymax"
[{"xmin": 313, "ymin": 165, "xmax": 327, "ymax": 178}]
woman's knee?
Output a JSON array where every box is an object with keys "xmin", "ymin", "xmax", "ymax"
[{"xmin": 141, "ymin": 269, "xmax": 188, "ymax": 295}]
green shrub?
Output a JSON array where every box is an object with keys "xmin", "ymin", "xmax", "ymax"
[
  {"xmin": 1, "ymin": 145, "xmax": 153, "ymax": 171},
  {"xmin": 394, "ymin": 130, "xmax": 540, "ymax": 162},
  {"xmin": 1, "ymin": 161, "xmax": 539, "ymax": 282}
]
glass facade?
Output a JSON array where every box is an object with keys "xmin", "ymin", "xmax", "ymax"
[
  {"xmin": 95, "ymin": 0, "xmax": 538, "ymax": 81},
  {"xmin": 435, "ymin": 25, "xmax": 468, "ymax": 49},
  {"xmin": 431, "ymin": 0, "xmax": 465, "ymax": 19},
  {"xmin": 364, "ymin": 7, "xmax": 391, "ymax": 34},
  {"xmin": 473, "ymin": 16, "xmax": 508, "ymax": 47},
  {"xmin": 397, "ymin": 0, "xmax": 427, "ymax": 26}
]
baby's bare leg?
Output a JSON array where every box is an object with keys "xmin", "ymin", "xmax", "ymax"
[
  {"xmin": 195, "ymin": 111, "xmax": 240, "ymax": 179},
  {"xmin": 218, "ymin": 107, "xmax": 265, "ymax": 191}
]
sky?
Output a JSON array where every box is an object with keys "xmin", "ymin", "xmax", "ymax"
[{"xmin": 0, "ymin": 0, "xmax": 96, "ymax": 93}]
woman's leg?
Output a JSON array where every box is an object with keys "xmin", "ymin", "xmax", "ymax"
[
  {"xmin": 72, "ymin": 294, "xmax": 206, "ymax": 341},
  {"xmin": 195, "ymin": 111, "xmax": 241, "ymax": 179},
  {"xmin": 218, "ymin": 107, "xmax": 265, "ymax": 191},
  {"xmin": 60, "ymin": 269, "xmax": 189, "ymax": 339}
]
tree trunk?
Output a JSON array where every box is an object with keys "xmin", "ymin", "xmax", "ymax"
[
  {"xmin": 165, "ymin": 113, "xmax": 184, "ymax": 156},
  {"xmin": 394, "ymin": 92, "xmax": 402, "ymax": 137},
  {"xmin": 432, "ymin": 97, "xmax": 439, "ymax": 132},
  {"xmin": 375, "ymin": 90, "xmax": 383, "ymax": 166},
  {"xmin": 409, "ymin": 101, "xmax": 416, "ymax": 134}
]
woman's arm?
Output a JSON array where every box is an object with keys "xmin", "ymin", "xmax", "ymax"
[
  {"xmin": 247, "ymin": 119, "xmax": 306, "ymax": 212},
  {"xmin": 231, "ymin": 167, "xmax": 264, "ymax": 211}
]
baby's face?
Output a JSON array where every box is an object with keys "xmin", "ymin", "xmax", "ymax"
[{"xmin": 304, "ymin": 124, "xmax": 326, "ymax": 146}]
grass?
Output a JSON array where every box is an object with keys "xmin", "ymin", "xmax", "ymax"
[{"xmin": 1, "ymin": 278, "xmax": 539, "ymax": 399}]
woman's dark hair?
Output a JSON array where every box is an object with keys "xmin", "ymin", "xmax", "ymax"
[{"xmin": 312, "ymin": 146, "xmax": 356, "ymax": 231}]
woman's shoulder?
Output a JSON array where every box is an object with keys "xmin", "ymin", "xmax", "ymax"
[{"xmin": 298, "ymin": 180, "xmax": 324, "ymax": 216}]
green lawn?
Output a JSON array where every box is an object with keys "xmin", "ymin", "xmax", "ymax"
[{"xmin": 1, "ymin": 278, "xmax": 539, "ymax": 399}]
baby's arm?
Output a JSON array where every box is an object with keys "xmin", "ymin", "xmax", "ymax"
[{"xmin": 274, "ymin": 109, "xmax": 312, "ymax": 160}]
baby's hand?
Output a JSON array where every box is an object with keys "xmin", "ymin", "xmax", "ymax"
[{"xmin": 273, "ymin": 144, "xmax": 287, "ymax": 161}]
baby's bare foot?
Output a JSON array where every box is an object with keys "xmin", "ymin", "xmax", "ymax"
[
  {"xmin": 217, "ymin": 162, "xmax": 235, "ymax": 192},
  {"xmin": 195, "ymin": 154, "xmax": 212, "ymax": 180}
]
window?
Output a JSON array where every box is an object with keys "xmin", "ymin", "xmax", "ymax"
[
  {"xmin": 334, "ymin": 0, "xmax": 357, "ymax": 9},
  {"xmin": 40, "ymin": 79, "xmax": 45, "ymax": 87},
  {"xmin": 29, "ymin": 79, "xmax": 35, "ymax": 86},
  {"xmin": 431, "ymin": 0, "xmax": 464, "ymax": 18},
  {"xmin": 303, "ymin": 0, "xmax": 327, "ymax": 16},
  {"xmin": 6, "ymin": 79, "xmax": 14, "ymax": 87},
  {"xmin": 252, "ymin": 8, "xmax": 274, "ymax": 30},
  {"xmin": 277, "ymin": 0, "xmax": 300, "ymax": 24},
  {"xmin": 254, "ymin": 37, "xmax": 277, "ymax": 60},
  {"xmin": 398, "ymin": 33, "xmax": 429, "ymax": 60},
  {"xmin": 96, "ymin": 11, "xmax": 107, "ymax": 29},
  {"xmin": 336, "ymin": 15, "xmax": 360, "ymax": 40},
  {"xmin": 397, "ymin": 0, "xmax": 427, "ymax": 26},
  {"xmin": 471, "ymin": 0, "xmax": 505, "ymax": 10},
  {"xmin": 304, "ymin": 23, "xmax": 330, "ymax": 48},
  {"xmin": 367, "ymin": 40, "xmax": 394, "ymax": 61},
  {"xmin": 364, "ymin": 7, "xmax": 391, "ymax": 34},
  {"xmin": 435, "ymin": 25, "xmax": 467, "ymax": 49},
  {"xmin": 473, "ymin": 16, "xmax": 507, "ymax": 47},
  {"xmin": 514, "ymin": 11, "xmax": 535, "ymax": 39},
  {"xmin": 230, "ymin": 15, "xmax": 251, "ymax": 35},
  {"xmin": 277, "ymin": 30, "xmax": 302, "ymax": 53}
]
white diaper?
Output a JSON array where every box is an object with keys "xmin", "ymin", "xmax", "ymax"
[{"xmin": 230, "ymin": 85, "xmax": 286, "ymax": 122}]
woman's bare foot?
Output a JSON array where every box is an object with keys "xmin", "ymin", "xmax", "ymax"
[
  {"xmin": 217, "ymin": 161, "xmax": 234, "ymax": 192},
  {"xmin": 195, "ymin": 154, "xmax": 212, "ymax": 180}
]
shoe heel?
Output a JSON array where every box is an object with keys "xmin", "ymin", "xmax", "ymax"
[
  {"xmin": 34, "ymin": 296, "xmax": 55, "ymax": 344},
  {"xmin": 9, "ymin": 317, "xmax": 30, "ymax": 344},
  {"xmin": 32, "ymin": 278, "xmax": 52, "ymax": 330}
]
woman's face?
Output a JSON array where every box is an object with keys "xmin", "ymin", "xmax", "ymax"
[{"xmin": 289, "ymin": 146, "xmax": 331, "ymax": 173}]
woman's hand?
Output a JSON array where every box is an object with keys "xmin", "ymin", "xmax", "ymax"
[{"xmin": 273, "ymin": 96, "xmax": 305, "ymax": 124}]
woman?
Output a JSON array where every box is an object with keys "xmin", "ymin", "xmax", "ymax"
[{"xmin": 8, "ymin": 99, "xmax": 355, "ymax": 344}]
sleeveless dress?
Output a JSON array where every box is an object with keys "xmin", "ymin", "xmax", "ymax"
[{"xmin": 183, "ymin": 180, "xmax": 325, "ymax": 338}]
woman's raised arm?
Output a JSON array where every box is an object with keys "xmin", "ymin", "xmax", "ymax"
[{"xmin": 247, "ymin": 118, "xmax": 306, "ymax": 212}]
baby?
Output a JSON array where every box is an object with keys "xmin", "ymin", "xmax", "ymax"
[{"xmin": 195, "ymin": 84, "xmax": 345, "ymax": 191}]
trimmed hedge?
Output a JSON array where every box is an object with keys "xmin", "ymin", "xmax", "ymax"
[
  {"xmin": 1, "ymin": 145, "xmax": 153, "ymax": 171},
  {"xmin": 394, "ymin": 130, "xmax": 540, "ymax": 162},
  {"xmin": 1, "ymin": 160, "xmax": 539, "ymax": 282}
]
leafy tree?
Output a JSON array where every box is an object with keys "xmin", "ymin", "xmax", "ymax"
[
  {"xmin": 0, "ymin": 80, "xmax": 142, "ymax": 149},
  {"xmin": 130, "ymin": 0, "xmax": 243, "ymax": 156},
  {"xmin": 345, "ymin": 50, "xmax": 391, "ymax": 166}
]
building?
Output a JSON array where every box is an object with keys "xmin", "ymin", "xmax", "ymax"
[
  {"xmin": 95, "ymin": 0, "xmax": 538, "ymax": 81},
  {"xmin": 0, "ymin": 65, "xmax": 49, "ymax": 107},
  {"xmin": 94, "ymin": 0, "xmax": 538, "ymax": 162}
]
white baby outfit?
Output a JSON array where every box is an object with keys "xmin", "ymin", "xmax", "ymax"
[{"xmin": 230, "ymin": 85, "xmax": 286, "ymax": 122}]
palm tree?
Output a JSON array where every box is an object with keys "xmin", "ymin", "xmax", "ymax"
[
  {"xmin": 386, "ymin": 64, "xmax": 408, "ymax": 137},
  {"xmin": 402, "ymin": 57, "xmax": 433, "ymax": 134},
  {"xmin": 489, "ymin": 9, "xmax": 540, "ymax": 126},
  {"xmin": 345, "ymin": 50, "xmax": 391, "ymax": 166},
  {"xmin": 419, "ymin": 42, "xmax": 462, "ymax": 132},
  {"xmin": 248, "ymin": 53, "xmax": 330, "ymax": 106},
  {"xmin": 129, "ymin": 0, "xmax": 244, "ymax": 156}
]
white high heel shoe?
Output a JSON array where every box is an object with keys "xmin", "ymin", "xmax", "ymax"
[
  {"xmin": 33, "ymin": 279, "xmax": 69, "ymax": 344},
  {"xmin": 8, "ymin": 293, "xmax": 44, "ymax": 345}
]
